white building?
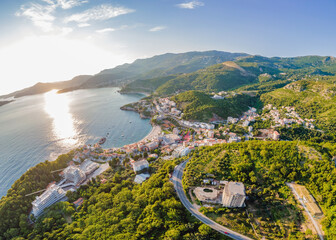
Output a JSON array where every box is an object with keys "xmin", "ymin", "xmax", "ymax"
[
  {"xmin": 222, "ymin": 182, "xmax": 246, "ymax": 208},
  {"xmin": 242, "ymin": 120, "xmax": 250, "ymax": 127},
  {"xmin": 212, "ymin": 94, "xmax": 224, "ymax": 100},
  {"xmin": 131, "ymin": 159, "xmax": 149, "ymax": 173},
  {"xmin": 32, "ymin": 183, "xmax": 66, "ymax": 217},
  {"xmin": 194, "ymin": 187, "xmax": 221, "ymax": 204},
  {"xmin": 80, "ymin": 159, "xmax": 99, "ymax": 175},
  {"xmin": 63, "ymin": 165, "xmax": 86, "ymax": 185},
  {"xmin": 134, "ymin": 173, "xmax": 150, "ymax": 184},
  {"xmin": 172, "ymin": 146, "xmax": 192, "ymax": 158}
]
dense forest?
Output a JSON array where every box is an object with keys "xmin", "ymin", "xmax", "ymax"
[
  {"xmin": 0, "ymin": 158, "xmax": 224, "ymax": 240},
  {"xmin": 183, "ymin": 141, "xmax": 336, "ymax": 239},
  {"xmin": 0, "ymin": 152, "xmax": 73, "ymax": 239}
]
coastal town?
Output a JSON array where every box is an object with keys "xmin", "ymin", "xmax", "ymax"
[{"xmin": 29, "ymin": 93, "xmax": 324, "ymax": 239}]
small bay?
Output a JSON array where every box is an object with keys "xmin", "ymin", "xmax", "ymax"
[{"xmin": 0, "ymin": 88, "xmax": 151, "ymax": 197}]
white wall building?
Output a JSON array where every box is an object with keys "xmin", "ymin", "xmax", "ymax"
[
  {"xmin": 80, "ymin": 159, "xmax": 99, "ymax": 175},
  {"xmin": 134, "ymin": 173, "xmax": 150, "ymax": 184},
  {"xmin": 63, "ymin": 165, "xmax": 86, "ymax": 185},
  {"xmin": 32, "ymin": 183, "xmax": 66, "ymax": 217},
  {"xmin": 131, "ymin": 159, "xmax": 149, "ymax": 173}
]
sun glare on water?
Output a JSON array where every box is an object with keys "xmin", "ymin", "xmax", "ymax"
[{"xmin": 44, "ymin": 90, "xmax": 78, "ymax": 146}]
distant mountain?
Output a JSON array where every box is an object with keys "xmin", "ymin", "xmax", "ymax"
[
  {"xmin": 0, "ymin": 75, "xmax": 92, "ymax": 99},
  {"xmin": 122, "ymin": 55, "xmax": 336, "ymax": 95},
  {"xmin": 5, "ymin": 52, "xmax": 336, "ymax": 98}
]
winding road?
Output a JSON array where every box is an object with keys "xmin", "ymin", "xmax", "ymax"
[{"xmin": 172, "ymin": 160, "xmax": 253, "ymax": 240}]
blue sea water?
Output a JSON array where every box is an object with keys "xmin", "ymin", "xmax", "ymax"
[{"xmin": 0, "ymin": 88, "xmax": 151, "ymax": 197}]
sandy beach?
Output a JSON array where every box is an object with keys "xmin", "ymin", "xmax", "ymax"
[
  {"xmin": 123, "ymin": 124, "xmax": 161, "ymax": 148},
  {"xmin": 138, "ymin": 125, "xmax": 162, "ymax": 143}
]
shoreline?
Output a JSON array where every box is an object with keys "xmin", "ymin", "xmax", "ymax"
[
  {"xmin": 122, "ymin": 124, "xmax": 161, "ymax": 148},
  {"xmin": 138, "ymin": 124, "xmax": 161, "ymax": 143}
]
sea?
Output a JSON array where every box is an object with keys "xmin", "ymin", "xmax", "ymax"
[{"xmin": 0, "ymin": 88, "xmax": 152, "ymax": 197}]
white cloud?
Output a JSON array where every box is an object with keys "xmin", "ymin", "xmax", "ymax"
[
  {"xmin": 176, "ymin": 1, "xmax": 204, "ymax": 9},
  {"xmin": 56, "ymin": 0, "xmax": 88, "ymax": 9},
  {"xmin": 149, "ymin": 26, "xmax": 166, "ymax": 32},
  {"xmin": 16, "ymin": 0, "xmax": 88, "ymax": 32},
  {"xmin": 16, "ymin": 3, "xmax": 56, "ymax": 32},
  {"xmin": 64, "ymin": 4, "xmax": 135, "ymax": 24},
  {"xmin": 78, "ymin": 23, "xmax": 91, "ymax": 27},
  {"xmin": 96, "ymin": 28, "xmax": 115, "ymax": 33}
]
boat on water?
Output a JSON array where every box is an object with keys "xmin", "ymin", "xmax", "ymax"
[{"xmin": 99, "ymin": 137, "xmax": 106, "ymax": 145}]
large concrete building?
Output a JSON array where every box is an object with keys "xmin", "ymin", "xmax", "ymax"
[
  {"xmin": 32, "ymin": 183, "xmax": 66, "ymax": 217},
  {"xmin": 222, "ymin": 182, "xmax": 246, "ymax": 208},
  {"xmin": 63, "ymin": 165, "xmax": 86, "ymax": 185},
  {"xmin": 80, "ymin": 159, "xmax": 99, "ymax": 175}
]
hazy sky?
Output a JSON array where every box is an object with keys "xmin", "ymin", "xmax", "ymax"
[{"xmin": 0, "ymin": 0, "xmax": 336, "ymax": 95}]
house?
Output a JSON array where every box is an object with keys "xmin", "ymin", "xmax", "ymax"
[
  {"xmin": 222, "ymin": 182, "xmax": 246, "ymax": 208},
  {"xmin": 147, "ymin": 141, "xmax": 159, "ymax": 151},
  {"xmin": 273, "ymin": 131, "xmax": 280, "ymax": 140},
  {"xmin": 242, "ymin": 120, "xmax": 250, "ymax": 127},
  {"xmin": 207, "ymin": 130, "xmax": 215, "ymax": 138},
  {"xmin": 131, "ymin": 159, "xmax": 149, "ymax": 173},
  {"xmin": 134, "ymin": 173, "xmax": 150, "ymax": 184},
  {"xmin": 73, "ymin": 198, "xmax": 84, "ymax": 208},
  {"xmin": 228, "ymin": 133, "xmax": 240, "ymax": 143},
  {"xmin": 212, "ymin": 94, "xmax": 224, "ymax": 100},
  {"xmin": 148, "ymin": 153, "xmax": 158, "ymax": 159}
]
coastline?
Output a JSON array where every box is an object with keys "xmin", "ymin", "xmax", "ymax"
[
  {"xmin": 122, "ymin": 124, "xmax": 161, "ymax": 148},
  {"xmin": 138, "ymin": 124, "xmax": 161, "ymax": 143},
  {"xmin": 0, "ymin": 88, "xmax": 151, "ymax": 198},
  {"xmin": 118, "ymin": 89, "xmax": 151, "ymax": 96}
]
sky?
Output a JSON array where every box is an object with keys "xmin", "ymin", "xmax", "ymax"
[{"xmin": 0, "ymin": 0, "xmax": 336, "ymax": 95}]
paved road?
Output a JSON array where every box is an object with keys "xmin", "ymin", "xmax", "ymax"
[
  {"xmin": 286, "ymin": 183, "xmax": 324, "ymax": 240},
  {"xmin": 172, "ymin": 161, "xmax": 254, "ymax": 240}
]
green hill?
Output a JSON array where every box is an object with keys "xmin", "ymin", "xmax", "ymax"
[
  {"xmin": 171, "ymin": 90, "xmax": 258, "ymax": 122},
  {"xmin": 81, "ymin": 51, "xmax": 249, "ymax": 89},
  {"xmin": 183, "ymin": 141, "xmax": 336, "ymax": 239},
  {"xmin": 122, "ymin": 61, "xmax": 258, "ymax": 95}
]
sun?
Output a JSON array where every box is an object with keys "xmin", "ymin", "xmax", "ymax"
[{"xmin": 0, "ymin": 34, "xmax": 130, "ymax": 95}]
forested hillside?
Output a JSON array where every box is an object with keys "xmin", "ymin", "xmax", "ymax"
[
  {"xmin": 172, "ymin": 91, "xmax": 258, "ymax": 122},
  {"xmin": 183, "ymin": 141, "xmax": 336, "ymax": 239},
  {"xmin": 121, "ymin": 54, "xmax": 336, "ymax": 96},
  {"xmin": 0, "ymin": 153, "xmax": 73, "ymax": 239},
  {"xmin": 0, "ymin": 159, "xmax": 224, "ymax": 240},
  {"xmin": 260, "ymin": 77, "xmax": 336, "ymax": 133}
]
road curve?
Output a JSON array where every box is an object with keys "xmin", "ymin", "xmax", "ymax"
[{"xmin": 172, "ymin": 160, "xmax": 254, "ymax": 240}]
